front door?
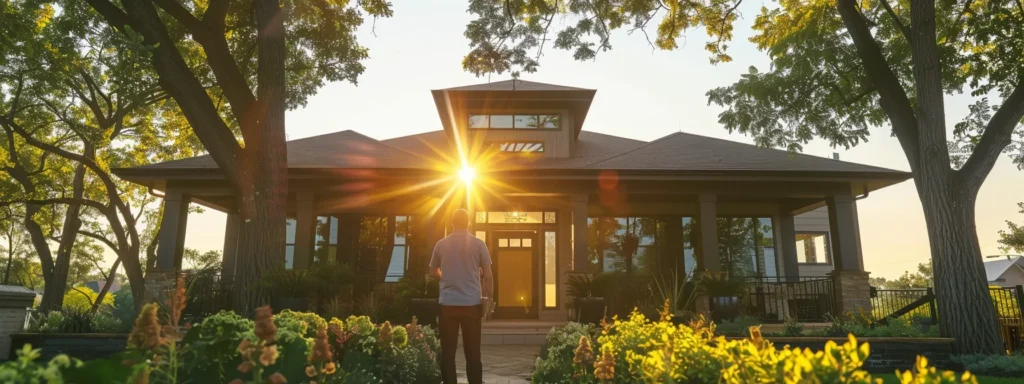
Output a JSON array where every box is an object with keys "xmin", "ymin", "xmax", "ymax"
[{"xmin": 492, "ymin": 231, "xmax": 537, "ymax": 319}]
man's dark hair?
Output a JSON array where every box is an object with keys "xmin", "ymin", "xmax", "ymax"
[{"xmin": 452, "ymin": 209, "xmax": 470, "ymax": 230}]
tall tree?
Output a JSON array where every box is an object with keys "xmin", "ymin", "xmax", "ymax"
[
  {"xmin": 79, "ymin": 0, "xmax": 392, "ymax": 312},
  {"xmin": 462, "ymin": 0, "xmax": 1024, "ymax": 354}
]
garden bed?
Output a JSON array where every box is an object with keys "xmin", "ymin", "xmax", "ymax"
[
  {"xmin": 10, "ymin": 333, "xmax": 128, "ymax": 361},
  {"xmin": 725, "ymin": 336, "xmax": 955, "ymax": 372}
]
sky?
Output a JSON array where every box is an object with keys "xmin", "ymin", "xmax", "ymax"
[{"xmin": 168, "ymin": 1, "xmax": 1024, "ymax": 279}]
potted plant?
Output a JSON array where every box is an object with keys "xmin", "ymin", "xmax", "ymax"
[
  {"xmin": 308, "ymin": 260, "xmax": 354, "ymax": 311},
  {"xmin": 396, "ymin": 274, "xmax": 440, "ymax": 327},
  {"xmin": 698, "ymin": 272, "xmax": 747, "ymax": 321},
  {"xmin": 566, "ymin": 272, "xmax": 605, "ymax": 324},
  {"xmin": 261, "ymin": 269, "xmax": 314, "ymax": 311}
]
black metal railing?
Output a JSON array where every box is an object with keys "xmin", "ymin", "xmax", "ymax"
[
  {"xmin": 743, "ymin": 277, "xmax": 836, "ymax": 322},
  {"xmin": 990, "ymin": 286, "xmax": 1024, "ymax": 352},
  {"xmin": 870, "ymin": 287, "xmax": 936, "ymax": 324},
  {"xmin": 180, "ymin": 272, "xmax": 234, "ymax": 323}
]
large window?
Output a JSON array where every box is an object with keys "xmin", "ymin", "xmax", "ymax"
[
  {"xmin": 358, "ymin": 216, "xmax": 419, "ymax": 282},
  {"xmin": 285, "ymin": 217, "xmax": 297, "ymax": 269},
  {"xmin": 314, "ymin": 216, "xmax": 340, "ymax": 263},
  {"xmin": 796, "ymin": 232, "xmax": 831, "ymax": 264},
  {"xmin": 468, "ymin": 114, "xmax": 560, "ymax": 129},
  {"xmin": 717, "ymin": 217, "xmax": 776, "ymax": 277},
  {"xmin": 587, "ymin": 217, "xmax": 660, "ymax": 274},
  {"xmin": 682, "ymin": 217, "xmax": 696, "ymax": 277}
]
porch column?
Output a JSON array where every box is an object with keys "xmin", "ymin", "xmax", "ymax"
[
  {"xmin": 696, "ymin": 194, "xmax": 721, "ymax": 272},
  {"xmin": 293, "ymin": 192, "xmax": 315, "ymax": 269},
  {"xmin": 826, "ymin": 193, "xmax": 871, "ymax": 314},
  {"xmin": 571, "ymin": 194, "xmax": 589, "ymax": 272},
  {"xmin": 778, "ymin": 213, "xmax": 800, "ymax": 282},
  {"xmin": 221, "ymin": 212, "xmax": 241, "ymax": 276},
  {"xmin": 155, "ymin": 189, "xmax": 190, "ymax": 271},
  {"xmin": 337, "ymin": 214, "xmax": 361, "ymax": 266}
]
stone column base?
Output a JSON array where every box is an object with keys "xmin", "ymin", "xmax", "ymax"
[
  {"xmin": 143, "ymin": 270, "xmax": 179, "ymax": 305},
  {"xmin": 827, "ymin": 270, "xmax": 872, "ymax": 317}
]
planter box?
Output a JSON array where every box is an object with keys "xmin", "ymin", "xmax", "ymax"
[
  {"xmin": 9, "ymin": 333, "xmax": 128, "ymax": 361},
  {"xmin": 408, "ymin": 298, "xmax": 439, "ymax": 327},
  {"xmin": 725, "ymin": 336, "xmax": 956, "ymax": 373}
]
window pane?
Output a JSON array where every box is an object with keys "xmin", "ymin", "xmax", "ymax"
[
  {"xmin": 522, "ymin": 238, "xmax": 532, "ymax": 247},
  {"xmin": 486, "ymin": 211, "xmax": 544, "ymax": 224},
  {"xmin": 544, "ymin": 212, "xmax": 557, "ymax": 224},
  {"xmin": 795, "ymin": 233, "xmax": 829, "ymax": 264},
  {"xmin": 763, "ymin": 248, "xmax": 777, "ymax": 277},
  {"xmin": 330, "ymin": 217, "xmax": 339, "ymax": 245},
  {"xmin": 796, "ymin": 239, "xmax": 808, "ymax": 263},
  {"xmin": 285, "ymin": 245, "xmax": 295, "ymax": 269},
  {"xmin": 539, "ymin": 115, "xmax": 560, "ymax": 128},
  {"xmin": 475, "ymin": 211, "xmax": 487, "ymax": 223},
  {"xmin": 522, "ymin": 142, "xmax": 544, "ymax": 152},
  {"xmin": 499, "ymin": 238, "xmax": 508, "ymax": 248},
  {"xmin": 475, "ymin": 231, "xmax": 487, "ymax": 242},
  {"xmin": 285, "ymin": 217, "xmax": 297, "ymax": 244},
  {"xmin": 490, "ymin": 115, "xmax": 513, "ymax": 128},
  {"xmin": 469, "ymin": 115, "xmax": 489, "ymax": 128},
  {"xmin": 514, "ymin": 115, "xmax": 538, "ymax": 128},
  {"xmin": 544, "ymin": 231, "xmax": 557, "ymax": 308},
  {"xmin": 510, "ymin": 238, "xmax": 521, "ymax": 247},
  {"xmin": 395, "ymin": 216, "xmax": 408, "ymax": 245},
  {"xmin": 386, "ymin": 245, "xmax": 406, "ymax": 282},
  {"xmin": 814, "ymin": 235, "xmax": 828, "ymax": 262}
]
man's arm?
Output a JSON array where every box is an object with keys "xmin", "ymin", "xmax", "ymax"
[
  {"xmin": 481, "ymin": 265, "xmax": 493, "ymax": 299},
  {"xmin": 428, "ymin": 242, "xmax": 442, "ymax": 280},
  {"xmin": 430, "ymin": 266, "xmax": 442, "ymax": 279}
]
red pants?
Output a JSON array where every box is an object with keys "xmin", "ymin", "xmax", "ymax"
[{"xmin": 439, "ymin": 304, "xmax": 482, "ymax": 384}]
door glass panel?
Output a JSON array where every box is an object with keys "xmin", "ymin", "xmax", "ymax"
[
  {"xmin": 544, "ymin": 231, "xmax": 557, "ymax": 308},
  {"xmin": 497, "ymin": 249, "xmax": 533, "ymax": 309},
  {"xmin": 510, "ymin": 238, "xmax": 521, "ymax": 247},
  {"xmin": 498, "ymin": 238, "xmax": 508, "ymax": 248},
  {"xmin": 475, "ymin": 231, "xmax": 486, "ymax": 242},
  {"xmin": 522, "ymin": 238, "xmax": 532, "ymax": 247}
]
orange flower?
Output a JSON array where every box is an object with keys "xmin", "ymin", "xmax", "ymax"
[
  {"xmin": 237, "ymin": 361, "xmax": 253, "ymax": 374},
  {"xmin": 305, "ymin": 365, "xmax": 317, "ymax": 378},
  {"xmin": 237, "ymin": 339, "xmax": 253, "ymax": 355},
  {"xmin": 594, "ymin": 346, "xmax": 615, "ymax": 381},
  {"xmin": 308, "ymin": 328, "xmax": 332, "ymax": 363},
  {"xmin": 254, "ymin": 306, "xmax": 278, "ymax": 343},
  {"xmin": 268, "ymin": 372, "xmax": 288, "ymax": 384},
  {"xmin": 378, "ymin": 321, "xmax": 393, "ymax": 347},
  {"xmin": 573, "ymin": 336, "xmax": 593, "ymax": 365},
  {"xmin": 322, "ymin": 361, "xmax": 337, "ymax": 375},
  {"xmin": 259, "ymin": 345, "xmax": 279, "ymax": 366},
  {"xmin": 128, "ymin": 303, "xmax": 163, "ymax": 351},
  {"xmin": 166, "ymin": 275, "xmax": 187, "ymax": 327}
]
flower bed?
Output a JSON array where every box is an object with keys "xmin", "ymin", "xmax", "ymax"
[
  {"xmin": 9, "ymin": 333, "xmax": 128, "ymax": 361},
  {"xmin": 534, "ymin": 310, "xmax": 976, "ymax": 383}
]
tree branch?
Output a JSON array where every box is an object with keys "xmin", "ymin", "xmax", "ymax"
[
  {"xmin": 836, "ymin": 0, "xmax": 921, "ymax": 174},
  {"xmin": 958, "ymin": 83, "xmax": 1024, "ymax": 190},
  {"xmin": 82, "ymin": 0, "xmax": 137, "ymax": 34},
  {"xmin": 79, "ymin": 230, "xmax": 120, "ymax": 254},
  {"xmin": 880, "ymin": 0, "xmax": 911, "ymax": 42}
]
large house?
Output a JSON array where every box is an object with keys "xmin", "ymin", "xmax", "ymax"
[{"xmin": 114, "ymin": 80, "xmax": 910, "ymax": 322}]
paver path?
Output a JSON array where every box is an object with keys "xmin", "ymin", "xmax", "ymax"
[{"xmin": 454, "ymin": 344, "xmax": 537, "ymax": 384}]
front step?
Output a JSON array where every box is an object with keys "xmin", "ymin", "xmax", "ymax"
[{"xmin": 454, "ymin": 320, "xmax": 564, "ymax": 345}]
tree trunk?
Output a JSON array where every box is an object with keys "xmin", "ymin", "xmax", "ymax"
[
  {"xmin": 233, "ymin": 0, "xmax": 289, "ymax": 314},
  {"xmin": 39, "ymin": 161, "xmax": 87, "ymax": 311},
  {"xmin": 91, "ymin": 258, "xmax": 122, "ymax": 313},
  {"xmin": 920, "ymin": 177, "xmax": 1003, "ymax": 354}
]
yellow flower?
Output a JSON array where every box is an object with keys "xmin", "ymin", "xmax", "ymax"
[
  {"xmin": 260, "ymin": 345, "xmax": 280, "ymax": 366},
  {"xmin": 323, "ymin": 361, "xmax": 337, "ymax": 375}
]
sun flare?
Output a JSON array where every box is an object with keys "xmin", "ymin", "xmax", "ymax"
[{"xmin": 458, "ymin": 166, "xmax": 476, "ymax": 185}]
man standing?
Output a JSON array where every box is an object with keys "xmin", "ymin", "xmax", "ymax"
[{"xmin": 430, "ymin": 209, "xmax": 493, "ymax": 384}]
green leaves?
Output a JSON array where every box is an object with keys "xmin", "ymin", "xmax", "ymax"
[{"xmin": 462, "ymin": 0, "xmax": 744, "ymax": 76}]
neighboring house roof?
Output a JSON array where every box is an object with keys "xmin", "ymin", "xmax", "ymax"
[
  {"xmin": 122, "ymin": 129, "xmax": 906, "ymax": 176},
  {"xmin": 984, "ymin": 256, "xmax": 1024, "ymax": 282}
]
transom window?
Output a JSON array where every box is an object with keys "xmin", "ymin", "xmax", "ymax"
[
  {"xmin": 475, "ymin": 211, "xmax": 557, "ymax": 224},
  {"xmin": 493, "ymin": 141, "xmax": 545, "ymax": 153},
  {"xmin": 468, "ymin": 114, "xmax": 560, "ymax": 129}
]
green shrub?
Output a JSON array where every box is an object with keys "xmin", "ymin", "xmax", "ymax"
[
  {"xmin": 27, "ymin": 307, "xmax": 126, "ymax": 334},
  {"xmin": 180, "ymin": 311, "xmax": 254, "ymax": 382},
  {"xmin": 533, "ymin": 322, "xmax": 596, "ymax": 382},
  {"xmin": 274, "ymin": 309, "xmax": 327, "ymax": 338},
  {"xmin": 952, "ymin": 354, "xmax": 1024, "ymax": 378},
  {"xmin": 714, "ymin": 314, "xmax": 761, "ymax": 336},
  {"xmin": 538, "ymin": 311, "xmax": 976, "ymax": 383},
  {"xmin": 0, "ymin": 345, "xmax": 81, "ymax": 382},
  {"xmin": 783, "ymin": 316, "xmax": 804, "ymax": 336},
  {"xmin": 111, "ymin": 289, "xmax": 135, "ymax": 328}
]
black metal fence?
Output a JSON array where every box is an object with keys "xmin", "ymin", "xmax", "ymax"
[
  {"xmin": 744, "ymin": 277, "xmax": 836, "ymax": 322},
  {"xmin": 870, "ymin": 287, "xmax": 936, "ymax": 323},
  {"xmin": 990, "ymin": 286, "xmax": 1024, "ymax": 352},
  {"xmin": 180, "ymin": 272, "xmax": 234, "ymax": 323}
]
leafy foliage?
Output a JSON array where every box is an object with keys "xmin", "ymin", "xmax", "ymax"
[
  {"xmin": 952, "ymin": 354, "xmax": 1024, "ymax": 378},
  {"xmin": 998, "ymin": 203, "xmax": 1024, "ymax": 253},
  {"xmin": 538, "ymin": 311, "xmax": 971, "ymax": 383},
  {"xmin": 870, "ymin": 263, "xmax": 933, "ymax": 289}
]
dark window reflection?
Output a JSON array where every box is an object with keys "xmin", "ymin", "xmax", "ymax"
[{"xmin": 716, "ymin": 217, "xmax": 775, "ymax": 278}]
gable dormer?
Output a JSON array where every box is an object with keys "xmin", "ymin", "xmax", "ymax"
[{"xmin": 431, "ymin": 79, "xmax": 595, "ymax": 158}]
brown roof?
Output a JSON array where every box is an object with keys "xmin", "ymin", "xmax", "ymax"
[
  {"xmin": 440, "ymin": 79, "xmax": 591, "ymax": 92},
  {"xmin": 586, "ymin": 132, "xmax": 900, "ymax": 173},
  {"xmin": 118, "ymin": 129, "xmax": 906, "ymax": 177}
]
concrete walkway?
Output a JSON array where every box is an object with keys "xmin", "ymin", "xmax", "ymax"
[{"xmin": 454, "ymin": 344, "xmax": 538, "ymax": 384}]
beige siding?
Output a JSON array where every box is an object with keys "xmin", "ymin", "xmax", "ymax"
[{"xmin": 795, "ymin": 207, "xmax": 836, "ymax": 278}]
